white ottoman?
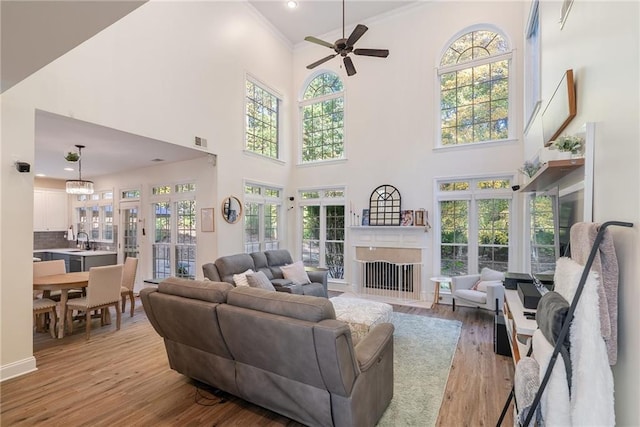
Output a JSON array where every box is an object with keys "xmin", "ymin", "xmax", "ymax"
[{"xmin": 330, "ymin": 296, "xmax": 393, "ymax": 344}]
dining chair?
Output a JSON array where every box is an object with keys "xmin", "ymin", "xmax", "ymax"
[
  {"xmin": 33, "ymin": 297, "xmax": 58, "ymax": 338},
  {"xmin": 66, "ymin": 264, "xmax": 124, "ymax": 340},
  {"xmin": 33, "ymin": 259, "xmax": 83, "ymax": 300},
  {"xmin": 120, "ymin": 257, "xmax": 138, "ymax": 317}
]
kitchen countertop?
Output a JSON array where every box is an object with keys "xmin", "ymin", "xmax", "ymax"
[{"xmin": 34, "ymin": 248, "xmax": 117, "ymax": 256}]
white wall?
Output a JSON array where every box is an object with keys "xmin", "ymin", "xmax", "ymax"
[
  {"xmin": 291, "ymin": 1, "xmax": 527, "ymax": 279},
  {"xmin": 1, "ymin": 0, "xmax": 293, "ymax": 380},
  {"xmin": 523, "ymin": 1, "xmax": 640, "ymax": 425}
]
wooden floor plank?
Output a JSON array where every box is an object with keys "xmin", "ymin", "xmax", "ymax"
[{"xmin": 1, "ymin": 292, "xmax": 514, "ymax": 426}]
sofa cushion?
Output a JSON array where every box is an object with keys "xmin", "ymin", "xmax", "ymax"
[
  {"xmin": 202, "ymin": 263, "xmax": 222, "ymax": 282},
  {"xmin": 247, "ymin": 271, "xmax": 276, "ymax": 291},
  {"xmin": 250, "ymin": 252, "xmax": 274, "ymax": 280},
  {"xmin": 215, "ymin": 253, "xmax": 255, "ymax": 284},
  {"xmin": 233, "ymin": 269, "xmax": 254, "ymax": 287},
  {"xmin": 265, "ymin": 249, "xmax": 294, "ymax": 279},
  {"xmin": 159, "ymin": 277, "xmax": 233, "ymax": 303},
  {"xmin": 281, "ymin": 261, "xmax": 311, "ymax": 285},
  {"xmin": 227, "ymin": 287, "xmax": 335, "ymax": 323}
]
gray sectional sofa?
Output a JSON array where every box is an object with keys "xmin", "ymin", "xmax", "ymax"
[
  {"xmin": 141, "ymin": 277, "xmax": 394, "ymax": 427},
  {"xmin": 202, "ymin": 249, "xmax": 328, "ymax": 297}
]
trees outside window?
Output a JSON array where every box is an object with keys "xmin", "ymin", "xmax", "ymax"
[
  {"xmin": 437, "ymin": 177, "xmax": 512, "ymax": 276},
  {"xmin": 300, "ymin": 72, "xmax": 344, "ymax": 163},
  {"xmin": 300, "ymin": 189, "xmax": 345, "ymax": 280},
  {"xmin": 244, "ymin": 183, "xmax": 282, "ymax": 253},
  {"xmin": 246, "ymin": 78, "xmax": 280, "ymax": 159},
  {"xmin": 439, "ymin": 28, "xmax": 512, "ymax": 146}
]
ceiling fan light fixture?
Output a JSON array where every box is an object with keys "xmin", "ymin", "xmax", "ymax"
[{"xmin": 65, "ymin": 144, "xmax": 94, "ymax": 195}]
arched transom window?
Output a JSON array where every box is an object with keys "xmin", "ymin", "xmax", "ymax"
[
  {"xmin": 300, "ymin": 72, "xmax": 345, "ymax": 163},
  {"xmin": 439, "ymin": 29, "xmax": 512, "ymax": 146}
]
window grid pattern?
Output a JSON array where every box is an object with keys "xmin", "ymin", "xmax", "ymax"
[
  {"xmin": 176, "ymin": 200, "xmax": 196, "ymax": 279},
  {"xmin": 243, "ymin": 183, "xmax": 282, "ymax": 253},
  {"xmin": 301, "ymin": 72, "xmax": 345, "ymax": 163},
  {"xmin": 440, "ymin": 200, "xmax": 469, "ymax": 276},
  {"xmin": 477, "ymin": 199, "xmax": 510, "ymax": 271},
  {"xmin": 153, "ymin": 202, "xmax": 171, "ymax": 279},
  {"xmin": 246, "ymin": 80, "xmax": 279, "ymax": 158},
  {"xmin": 244, "ymin": 202, "xmax": 260, "ymax": 253},
  {"xmin": 325, "ymin": 205, "xmax": 345, "ymax": 279},
  {"xmin": 368, "ymin": 185, "xmax": 401, "ymax": 226},
  {"xmin": 264, "ymin": 204, "xmax": 279, "ymax": 250},
  {"xmin": 301, "ymin": 205, "xmax": 320, "ymax": 267},
  {"xmin": 439, "ymin": 29, "xmax": 511, "ymax": 146},
  {"xmin": 530, "ymin": 195, "xmax": 556, "ymax": 273}
]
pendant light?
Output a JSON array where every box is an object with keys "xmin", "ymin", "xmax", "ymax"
[{"xmin": 65, "ymin": 145, "xmax": 94, "ymax": 195}]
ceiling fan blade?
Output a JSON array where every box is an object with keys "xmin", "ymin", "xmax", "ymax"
[
  {"xmin": 304, "ymin": 36, "xmax": 334, "ymax": 49},
  {"xmin": 307, "ymin": 54, "xmax": 338, "ymax": 70},
  {"xmin": 343, "ymin": 56, "xmax": 357, "ymax": 76},
  {"xmin": 346, "ymin": 24, "xmax": 368, "ymax": 47},
  {"xmin": 353, "ymin": 48, "xmax": 390, "ymax": 58}
]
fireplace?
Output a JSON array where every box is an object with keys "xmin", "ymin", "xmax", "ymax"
[{"xmin": 350, "ymin": 227, "xmax": 428, "ymax": 302}]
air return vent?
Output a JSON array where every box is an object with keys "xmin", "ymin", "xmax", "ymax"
[{"xmin": 195, "ymin": 136, "xmax": 207, "ymax": 148}]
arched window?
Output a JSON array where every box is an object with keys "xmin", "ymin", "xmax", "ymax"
[
  {"xmin": 439, "ymin": 28, "xmax": 512, "ymax": 146},
  {"xmin": 300, "ymin": 72, "xmax": 344, "ymax": 162}
]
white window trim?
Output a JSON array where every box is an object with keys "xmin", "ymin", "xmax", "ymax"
[
  {"xmin": 298, "ymin": 70, "xmax": 347, "ymax": 165},
  {"xmin": 435, "ymin": 27, "xmax": 516, "ymax": 148},
  {"xmin": 243, "ymin": 181, "xmax": 283, "ymax": 253},
  {"xmin": 244, "ymin": 72, "xmax": 283, "ymax": 161},
  {"xmin": 524, "ymin": 0, "xmax": 542, "ymax": 134}
]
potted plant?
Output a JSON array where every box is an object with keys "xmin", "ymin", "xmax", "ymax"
[
  {"xmin": 519, "ymin": 159, "xmax": 542, "ymax": 178},
  {"xmin": 550, "ymin": 135, "xmax": 584, "ymax": 156},
  {"xmin": 64, "ymin": 151, "xmax": 80, "ymax": 162}
]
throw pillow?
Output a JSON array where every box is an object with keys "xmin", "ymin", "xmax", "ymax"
[
  {"xmin": 232, "ymin": 269, "xmax": 254, "ymax": 287},
  {"xmin": 476, "ymin": 280, "xmax": 503, "ymax": 293},
  {"xmin": 246, "ymin": 271, "xmax": 276, "ymax": 291},
  {"xmin": 480, "ymin": 267, "xmax": 505, "ymax": 282},
  {"xmin": 280, "ymin": 260, "xmax": 311, "ymax": 285}
]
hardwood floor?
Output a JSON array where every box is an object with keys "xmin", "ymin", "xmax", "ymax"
[{"xmin": 1, "ymin": 293, "xmax": 514, "ymax": 426}]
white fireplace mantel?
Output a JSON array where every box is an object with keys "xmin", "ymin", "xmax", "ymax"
[{"xmin": 349, "ymin": 226, "xmax": 429, "ymax": 249}]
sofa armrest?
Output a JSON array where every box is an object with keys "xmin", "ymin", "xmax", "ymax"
[
  {"xmin": 202, "ymin": 263, "xmax": 222, "ymax": 282},
  {"xmin": 307, "ymin": 268, "xmax": 328, "ymax": 288},
  {"xmin": 272, "ymin": 280, "xmax": 303, "ymax": 295},
  {"xmin": 452, "ymin": 274, "xmax": 481, "ymax": 292},
  {"xmin": 354, "ymin": 323, "xmax": 394, "ymax": 371}
]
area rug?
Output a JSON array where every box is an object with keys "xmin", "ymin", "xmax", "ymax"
[{"xmin": 377, "ymin": 312, "xmax": 462, "ymax": 426}]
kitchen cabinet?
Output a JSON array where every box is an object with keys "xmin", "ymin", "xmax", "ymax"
[
  {"xmin": 34, "ymin": 189, "xmax": 69, "ymax": 231},
  {"xmin": 38, "ymin": 250, "xmax": 117, "ymax": 272}
]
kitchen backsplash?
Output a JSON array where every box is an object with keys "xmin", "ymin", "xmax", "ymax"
[{"xmin": 34, "ymin": 226, "xmax": 118, "ymax": 251}]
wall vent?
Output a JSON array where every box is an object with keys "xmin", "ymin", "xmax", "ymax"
[{"xmin": 194, "ymin": 136, "xmax": 207, "ymax": 148}]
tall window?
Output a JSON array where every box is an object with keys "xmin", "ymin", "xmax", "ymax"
[
  {"xmin": 437, "ymin": 177, "xmax": 512, "ymax": 276},
  {"xmin": 246, "ymin": 77, "xmax": 280, "ymax": 158},
  {"xmin": 300, "ymin": 189, "xmax": 345, "ymax": 280},
  {"xmin": 244, "ymin": 183, "xmax": 282, "ymax": 253},
  {"xmin": 439, "ymin": 28, "xmax": 512, "ymax": 146},
  {"xmin": 524, "ymin": 0, "xmax": 541, "ymax": 132},
  {"xmin": 300, "ymin": 72, "xmax": 344, "ymax": 163},
  {"xmin": 151, "ymin": 183, "xmax": 196, "ymax": 279}
]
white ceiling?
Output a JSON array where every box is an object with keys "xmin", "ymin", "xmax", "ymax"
[
  {"xmin": 11, "ymin": 1, "xmax": 416, "ymax": 181},
  {"xmin": 248, "ymin": 1, "xmax": 416, "ymax": 46}
]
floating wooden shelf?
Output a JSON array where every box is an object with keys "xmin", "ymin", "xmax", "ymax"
[{"xmin": 520, "ymin": 158, "xmax": 585, "ymax": 192}]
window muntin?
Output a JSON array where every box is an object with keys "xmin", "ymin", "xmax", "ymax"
[
  {"xmin": 437, "ymin": 177, "xmax": 512, "ymax": 276},
  {"xmin": 246, "ymin": 78, "xmax": 280, "ymax": 159},
  {"xmin": 121, "ymin": 189, "xmax": 140, "ymax": 199},
  {"xmin": 300, "ymin": 72, "xmax": 345, "ymax": 163},
  {"xmin": 299, "ymin": 188, "xmax": 345, "ymax": 280},
  {"xmin": 524, "ymin": 0, "xmax": 541, "ymax": 132},
  {"xmin": 529, "ymin": 194, "xmax": 556, "ymax": 274},
  {"xmin": 72, "ymin": 190, "xmax": 114, "ymax": 243},
  {"xmin": 439, "ymin": 29, "xmax": 512, "ymax": 146},
  {"xmin": 243, "ymin": 183, "xmax": 282, "ymax": 253}
]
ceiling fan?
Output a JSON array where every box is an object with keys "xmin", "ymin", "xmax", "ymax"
[{"xmin": 304, "ymin": 0, "xmax": 389, "ymax": 76}]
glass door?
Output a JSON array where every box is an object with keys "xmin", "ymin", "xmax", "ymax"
[{"xmin": 120, "ymin": 202, "xmax": 140, "ymax": 262}]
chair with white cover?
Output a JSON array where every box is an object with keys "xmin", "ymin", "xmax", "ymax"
[
  {"xmin": 32, "ymin": 260, "xmax": 67, "ymax": 336},
  {"xmin": 66, "ymin": 264, "xmax": 124, "ymax": 339},
  {"xmin": 451, "ymin": 267, "xmax": 505, "ymax": 313},
  {"xmin": 120, "ymin": 257, "xmax": 138, "ymax": 317}
]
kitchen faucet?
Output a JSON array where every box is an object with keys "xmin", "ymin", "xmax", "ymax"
[{"xmin": 76, "ymin": 231, "xmax": 90, "ymax": 250}]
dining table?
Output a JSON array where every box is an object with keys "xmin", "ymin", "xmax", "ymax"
[{"xmin": 33, "ymin": 271, "xmax": 90, "ymax": 339}]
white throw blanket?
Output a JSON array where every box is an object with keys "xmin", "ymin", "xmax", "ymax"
[{"xmin": 536, "ymin": 257, "xmax": 615, "ymax": 425}]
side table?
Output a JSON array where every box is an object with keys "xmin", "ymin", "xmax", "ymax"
[{"xmin": 430, "ymin": 276, "xmax": 452, "ymax": 308}]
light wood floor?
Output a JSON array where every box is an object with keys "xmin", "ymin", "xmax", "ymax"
[{"xmin": 1, "ymin": 293, "xmax": 514, "ymax": 426}]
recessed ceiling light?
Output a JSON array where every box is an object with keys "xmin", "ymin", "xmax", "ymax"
[
  {"xmin": 64, "ymin": 167, "xmax": 74, "ymax": 171},
  {"xmin": 35, "ymin": 173, "xmax": 46, "ymax": 177},
  {"xmin": 287, "ymin": 1, "xmax": 298, "ymax": 9}
]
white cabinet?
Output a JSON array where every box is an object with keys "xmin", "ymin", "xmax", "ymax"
[{"xmin": 34, "ymin": 189, "xmax": 69, "ymax": 231}]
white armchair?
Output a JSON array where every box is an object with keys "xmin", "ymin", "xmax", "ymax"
[{"xmin": 451, "ymin": 268, "xmax": 505, "ymax": 313}]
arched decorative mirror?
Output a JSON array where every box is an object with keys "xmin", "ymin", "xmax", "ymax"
[{"xmin": 221, "ymin": 196, "xmax": 242, "ymax": 224}]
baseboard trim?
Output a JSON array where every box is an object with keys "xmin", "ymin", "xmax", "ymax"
[{"xmin": 1, "ymin": 356, "xmax": 37, "ymax": 382}]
